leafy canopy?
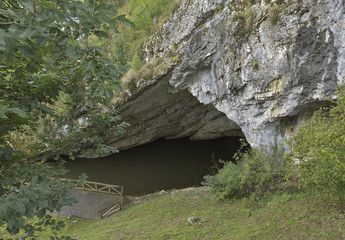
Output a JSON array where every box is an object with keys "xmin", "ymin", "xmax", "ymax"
[{"xmin": 0, "ymin": 0, "xmax": 132, "ymax": 236}]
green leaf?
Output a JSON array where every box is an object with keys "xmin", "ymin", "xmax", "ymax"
[
  {"xmin": 94, "ymin": 31, "xmax": 109, "ymax": 39},
  {"xmin": 105, "ymin": 88, "xmax": 113, "ymax": 99},
  {"xmin": 65, "ymin": 45, "xmax": 74, "ymax": 59},
  {"xmin": 18, "ymin": 45, "xmax": 35, "ymax": 56},
  {"xmin": 95, "ymin": 3, "xmax": 115, "ymax": 14},
  {"xmin": 7, "ymin": 218, "xmax": 15, "ymax": 230},
  {"xmin": 72, "ymin": 1, "xmax": 87, "ymax": 10},
  {"xmin": 7, "ymin": 107, "xmax": 27, "ymax": 118},
  {"xmin": 32, "ymin": 176, "xmax": 39, "ymax": 185},
  {"xmin": 5, "ymin": 37, "xmax": 17, "ymax": 53},
  {"xmin": 26, "ymin": 64, "xmax": 37, "ymax": 73},
  {"xmin": 37, "ymin": 209, "xmax": 46, "ymax": 219},
  {"xmin": 99, "ymin": 88, "xmax": 105, "ymax": 98},
  {"xmin": 113, "ymin": 83, "xmax": 122, "ymax": 92},
  {"xmin": 103, "ymin": 98, "xmax": 111, "ymax": 107},
  {"xmin": 39, "ymin": 104, "xmax": 54, "ymax": 114},
  {"xmin": 22, "ymin": 1, "xmax": 34, "ymax": 12},
  {"xmin": 36, "ymin": 1, "xmax": 56, "ymax": 10},
  {"xmin": 0, "ymin": 30, "xmax": 5, "ymax": 48},
  {"xmin": 0, "ymin": 110, "xmax": 8, "ymax": 119},
  {"xmin": 94, "ymin": 46, "xmax": 103, "ymax": 54},
  {"xmin": 26, "ymin": 208, "xmax": 35, "ymax": 219},
  {"xmin": 0, "ymin": 202, "xmax": 8, "ymax": 217},
  {"xmin": 115, "ymin": 15, "xmax": 135, "ymax": 27},
  {"xmin": 18, "ymin": 27, "xmax": 36, "ymax": 40},
  {"xmin": 14, "ymin": 201, "xmax": 26, "ymax": 215},
  {"xmin": 58, "ymin": 35, "xmax": 70, "ymax": 45}
]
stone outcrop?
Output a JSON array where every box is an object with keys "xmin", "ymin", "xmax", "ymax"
[{"xmin": 107, "ymin": 0, "xmax": 345, "ymax": 150}]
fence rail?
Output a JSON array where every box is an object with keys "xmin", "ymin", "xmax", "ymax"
[{"xmin": 59, "ymin": 178, "xmax": 124, "ymax": 218}]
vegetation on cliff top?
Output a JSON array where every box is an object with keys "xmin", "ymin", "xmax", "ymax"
[{"xmin": 90, "ymin": 0, "xmax": 179, "ymax": 98}]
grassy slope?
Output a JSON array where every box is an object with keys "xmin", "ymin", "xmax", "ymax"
[{"xmin": 36, "ymin": 187, "xmax": 345, "ymax": 240}]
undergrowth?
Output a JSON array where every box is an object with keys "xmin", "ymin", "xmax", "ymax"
[
  {"xmin": 203, "ymin": 135, "xmax": 286, "ymax": 201},
  {"xmin": 286, "ymin": 84, "xmax": 345, "ymax": 201}
]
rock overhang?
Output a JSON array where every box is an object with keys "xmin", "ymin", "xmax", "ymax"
[{"xmin": 108, "ymin": 73, "xmax": 245, "ymax": 151}]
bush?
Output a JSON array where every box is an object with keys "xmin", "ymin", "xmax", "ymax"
[
  {"xmin": 153, "ymin": 63, "xmax": 169, "ymax": 75},
  {"xmin": 287, "ymin": 84, "xmax": 345, "ymax": 199},
  {"xmin": 268, "ymin": 5, "xmax": 281, "ymax": 25},
  {"xmin": 140, "ymin": 64, "xmax": 154, "ymax": 80},
  {"xmin": 203, "ymin": 139, "xmax": 285, "ymax": 201}
]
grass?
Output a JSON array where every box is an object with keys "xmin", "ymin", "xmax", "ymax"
[
  {"xmin": 268, "ymin": 5, "xmax": 281, "ymax": 25},
  {"xmin": 7, "ymin": 187, "xmax": 344, "ymax": 240}
]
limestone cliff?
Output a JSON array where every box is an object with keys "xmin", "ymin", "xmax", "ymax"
[{"xmin": 107, "ymin": 0, "xmax": 345, "ymax": 150}]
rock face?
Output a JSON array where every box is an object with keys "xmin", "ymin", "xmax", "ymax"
[{"xmin": 108, "ymin": 0, "xmax": 345, "ymax": 150}]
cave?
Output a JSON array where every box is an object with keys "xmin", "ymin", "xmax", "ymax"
[
  {"xmin": 64, "ymin": 136, "xmax": 246, "ymax": 196},
  {"xmin": 63, "ymin": 73, "xmax": 250, "ymax": 196}
]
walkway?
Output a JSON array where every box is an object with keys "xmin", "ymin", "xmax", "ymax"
[
  {"xmin": 57, "ymin": 180, "xmax": 127, "ymax": 220},
  {"xmin": 58, "ymin": 189, "xmax": 132, "ymax": 220}
]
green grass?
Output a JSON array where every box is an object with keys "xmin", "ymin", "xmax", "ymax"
[{"xmin": 8, "ymin": 187, "xmax": 344, "ymax": 240}]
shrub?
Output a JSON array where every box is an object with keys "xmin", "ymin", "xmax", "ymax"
[
  {"xmin": 122, "ymin": 69, "xmax": 140, "ymax": 92},
  {"xmin": 287, "ymin": 84, "xmax": 345, "ymax": 200},
  {"xmin": 268, "ymin": 5, "xmax": 281, "ymax": 25},
  {"xmin": 234, "ymin": 7, "xmax": 257, "ymax": 36},
  {"xmin": 151, "ymin": 57, "xmax": 164, "ymax": 67},
  {"xmin": 203, "ymin": 138, "xmax": 285, "ymax": 201},
  {"xmin": 140, "ymin": 64, "xmax": 154, "ymax": 80},
  {"xmin": 130, "ymin": 55, "xmax": 144, "ymax": 71},
  {"xmin": 153, "ymin": 63, "xmax": 169, "ymax": 75},
  {"xmin": 171, "ymin": 55, "xmax": 180, "ymax": 64},
  {"xmin": 245, "ymin": 8, "xmax": 257, "ymax": 30}
]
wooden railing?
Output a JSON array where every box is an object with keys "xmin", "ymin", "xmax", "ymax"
[
  {"xmin": 76, "ymin": 180, "xmax": 123, "ymax": 196},
  {"xmin": 97, "ymin": 186, "xmax": 124, "ymax": 219},
  {"xmin": 60, "ymin": 178, "xmax": 124, "ymax": 218}
]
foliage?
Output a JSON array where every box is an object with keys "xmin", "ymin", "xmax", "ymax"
[
  {"xmin": 88, "ymin": 0, "xmax": 179, "ymax": 98},
  {"xmin": 0, "ymin": 0, "xmax": 131, "ymax": 237},
  {"xmin": 0, "ymin": 162, "xmax": 84, "ymax": 237},
  {"xmin": 116, "ymin": 0, "xmax": 178, "ymax": 87},
  {"xmin": 43, "ymin": 107, "xmax": 129, "ymax": 160},
  {"xmin": 287, "ymin": 84, "xmax": 345, "ymax": 200},
  {"xmin": 171, "ymin": 55, "xmax": 180, "ymax": 64},
  {"xmin": 234, "ymin": 7, "xmax": 257, "ymax": 37},
  {"xmin": 214, "ymin": 5, "xmax": 225, "ymax": 15},
  {"xmin": 203, "ymin": 138, "xmax": 286, "ymax": 201},
  {"xmin": 268, "ymin": 5, "xmax": 281, "ymax": 25},
  {"xmin": 0, "ymin": 0, "xmax": 132, "ymax": 158},
  {"xmin": 101, "ymin": 0, "xmax": 178, "ymax": 68}
]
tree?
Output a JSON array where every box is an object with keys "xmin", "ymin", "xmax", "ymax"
[{"xmin": 0, "ymin": 0, "xmax": 132, "ymax": 236}]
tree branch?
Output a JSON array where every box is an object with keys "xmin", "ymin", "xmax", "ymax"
[
  {"xmin": 32, "ymin": 0, "xmax": 36, "ymax": 24},
  {"xmin": 0, "ymin": 21, "xmax": 19, "ymax": 25}
]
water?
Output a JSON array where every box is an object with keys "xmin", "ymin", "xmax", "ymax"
[{"xmin": 63, "ymin": 137, "xmax": 244, "ymax": 196}]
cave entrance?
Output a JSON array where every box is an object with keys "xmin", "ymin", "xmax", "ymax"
[{"xmin": 63, "ymin": 136, "xmax": 246, "ymax": 196}]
